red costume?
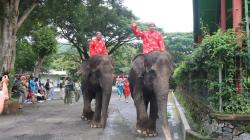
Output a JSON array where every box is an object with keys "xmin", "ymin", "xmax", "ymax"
[
  {"xmin": 131, "ymin": 23, "xmax": 166, "ymax": 54},
  {"xmin": 123, "ymin": 80, "xmax": 130, "ymax": 97},
  {"xmin": 89, "ymin": 38, "xmax": 108, "ymax": 57}
]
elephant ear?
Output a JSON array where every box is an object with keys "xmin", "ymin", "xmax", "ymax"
[
  {"xmin": 131, "ymin": 54, "xmax": 145, "ymax": 76},
  {"xmin": 79, "ymin": 60, "xmax": 90, "ymax": 76}
]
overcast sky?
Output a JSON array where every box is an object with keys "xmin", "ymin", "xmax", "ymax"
[{"xmin": 123, "ymin": 0, "xmax": 193, "ymax": 32}]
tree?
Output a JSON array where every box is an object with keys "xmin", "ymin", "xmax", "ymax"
[
  {"xmin": 15, "ymin": 39, "xmax": 36, "ymax": 73},
  {"xmin": 50, "ymin": 43, "xmax": 81, "ymax": 73},
  {"xmin": 41, "ymin": 0, "xmax": 136, "ymax": 60},
  {"xmin": 111, "ymin": 45, "xmax": 138, "ymax": 74},
  {"xmin": 0, "ymin": 0, "xmax": 40, "ymax": 74},
  {"xmin": 164, "ymin": 32, "xmax": 193, "ymax": 64},
  {"xmin": 31, "ymin": 25, "xmax": 57, "ymax": 77}
]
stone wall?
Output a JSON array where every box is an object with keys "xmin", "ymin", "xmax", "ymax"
[
  {"xmin": 175, "ymin": 87, "xmax": 250, "ymax": 140},
  {"xmin": 203, "ymin": 115, "xmax": 250, "ymax": 140}
]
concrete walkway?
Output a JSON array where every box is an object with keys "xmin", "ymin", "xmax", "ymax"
[{"xmin": 0, "ymin": 90, "xmax": 183, "ymax": 140}]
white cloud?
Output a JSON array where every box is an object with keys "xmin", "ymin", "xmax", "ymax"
[{"xmin": 124, "ymin": 0, "xmax": 193, "ymax": 32}]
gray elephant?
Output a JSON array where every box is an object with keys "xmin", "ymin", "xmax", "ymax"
[
  {"xmin": 128, "ymin": 51, "xmax": 173, "ymax": 139},
  {"xmin": 80, "ymin": 55, "xmax": 113, "ymax": 128}
]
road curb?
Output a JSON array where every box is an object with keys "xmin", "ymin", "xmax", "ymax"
[{"xmin": 170, "ymin": 91, "xmax": 191, "ymax": 139}]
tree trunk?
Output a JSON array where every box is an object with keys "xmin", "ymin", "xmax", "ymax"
[
  {"xmin": 0, "ymin": 0, "xmax": 19, "ymax": 74},
  {"xmin": 33, "ymin": 56, "xmax": 45, "ymax": 77},
  {"xmin": 0, "ymin": 0, "xmax": 37, "ymax": 74}
]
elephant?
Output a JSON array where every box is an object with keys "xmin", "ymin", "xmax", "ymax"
[
  {"xmin": 80, "ymin": 55, "xmax": 113, "ymax": 128},
  {"xmin": 128, "ymin": 51, "xmax": 173, "ymax": 139}
]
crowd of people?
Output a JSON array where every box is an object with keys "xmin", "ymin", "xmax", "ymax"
[
  {"xmin": 0, "ymin": 73, "xmax": 82, "ymax": 114},
  {"xmin": 115, "ymin": 75, "xmax": 130, "ymax": 103},
  {"xmin": 12, "ymin": 75, "xmax": 55, "ymax": 109},
  {"xmin": 11, "ymin": 74, "xmax": 82, "ymax": 109}
]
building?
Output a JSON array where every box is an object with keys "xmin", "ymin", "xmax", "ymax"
[
  {"xmin": 39, "ymin": 70, "xmax": 67, "ymax": 87},
  {"xmin": 193, "ymin": 0, "xmax": 249, "ymax": 43}
]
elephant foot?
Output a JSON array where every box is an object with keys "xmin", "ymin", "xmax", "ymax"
[
  {"xmin": 90, "ymin": 121, "xmax": 102, "ymax": 128},
  {"xmin": 81, "ymin": 115, "xmax": 91, "ymax": 121},
  {"xmin": 135, "ymin": 125, "xmax": 147, "ymax": 136},
  {"xmin": 147, "ymin": 129, "xmax": 158, "ymax": 137},
  {"xmin": 82, "ymin": 110, "xmax": 94, "ymax": 121}
]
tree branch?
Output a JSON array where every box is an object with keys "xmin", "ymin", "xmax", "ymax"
[
  {"xmin": 58, "ymin": 26, "xmax": 86, "ymax": 61},
  {"xmin": 17, "ymin": 2, "xmax": 38, "ymax": 31},
  {"xmin": 108, "ymin": 40, "xmax": 130, "ymax": 55}
]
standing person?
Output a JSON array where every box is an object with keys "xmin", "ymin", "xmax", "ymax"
[
  {"xmin": 74, "ymin": 80, "xmax": 81, "ymax": 102},
  {"xmin": 89, "ymin": 32, "xmax": 108, "ymax": 57},
  {"xmin": 131, "ymin": 22, "xmax": 166, "ymax": 54},
  {"xmin": 49, "ymin": 81, "xmax": 55, "ymax": 100},
  {"xmin": 45, "ymin": 79, "xmax": 51, "ymax": 100},
  {"xmin": 59, "ymin": 79, "xmax": 65, "ymax": 100},
  {"xmin": 64, "ymin": 77, "xmax": 74, "ymax": 104},
  {"xmin": 20, "ymin": 75, "xmax": 29, "ymax": 104},
  {"xmin": 29, "ymin": 76, "xmax": 38, "ymax": 103},
  {"xmin": 0, "ymin": 75, "xmax": 9, "ymax": 114},
  {"xmin": 12, "ymin": 75, "xmax": 25, "ymax": 108},
  {"xmin": 35, "ymin": 78, "xmax": 40, "ymax": 92},
  {"xmin": 123, "ymin": 78, "xmax": 130, "ymax": 103},
  {"xmin": 12, "ymin": 75, "xmax": 21, "ymax": 100},
  {"xmin": 116, "ymin": 78, "xmax": 123, "ymax": 100}
]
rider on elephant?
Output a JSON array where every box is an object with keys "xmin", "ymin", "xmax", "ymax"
[
  {"xmin": 131, "ymin": 22, "xmax": 168, "ymax": 78},
  {"xmin": 89, "ymin": 32, "xmax": 108, "ymax": 57},
  {"xmin": 130, "ymin": 23, "xmax": 172, "ymax": 139},
  {"xmin": 80, "ymin": 31, "xmax": 113, "ymax": 129},
  {"xmin": 131, "ymin": 22, "xmax": 166, "ymax": 54}
]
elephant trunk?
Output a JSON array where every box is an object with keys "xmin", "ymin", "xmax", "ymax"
[
  {"xmin": 101, "ymin": 81, "xmax": 112, "ymax": 128},
  {"xmin": 155, "ymin": 79, "xmax": 172, "ymax": 140}
]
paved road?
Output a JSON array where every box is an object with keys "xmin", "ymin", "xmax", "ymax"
[{"xmin": 0, "ymin": 89, "xmax": 183, "ymax": 140}]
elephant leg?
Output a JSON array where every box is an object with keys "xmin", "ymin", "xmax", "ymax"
[
  {"xmin": 82, "ymin": 91, "xmax": 94, "ymax": 121},
  {"xmin": 91, "ymin": 92, "xmax": 102, "ymax": 128},
  {"xmin": 144, "ymin": 97, "xmax": 149, "ymax": 113},
  {"xmin": 147, "ymin": 96, "xmax": 158, "ymax": 137},
  {"xmin": 133, "ymin": 80, "xmax": 148, "ymax": 135}
]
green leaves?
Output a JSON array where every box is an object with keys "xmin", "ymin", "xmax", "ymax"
[
  {"xmin": 31, "ymin": 25, "xmax": 57, "ymax": 58},
  {"xmin": 15, "ymin": 39, "xmax": 36, "ymax": 72},
  {"xmin": 165, "ymin": 32, "xmax": 194, "ymax": 64},
  {"xmin": 173, "ymin": 29, "xmax": 250, "ymax": 113},
  {"xmin": 42, "ymin": 0, "xmax": 135, "ymax": 59},
  {"xmin": 201, "ymin": 29, "xmax": 238, "ymax": 65},
  {"xmin": 110, "ymin": 45, "xmax": 138, "ymax": 74}
]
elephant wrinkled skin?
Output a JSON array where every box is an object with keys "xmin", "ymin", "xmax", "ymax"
[
  {"xmin": 80, "ymin": 55, "xmax": 113, "ymax": 128},
  {"xmin": 128, "ymin": 51, "xmax": 173, "ymax": 139}
]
